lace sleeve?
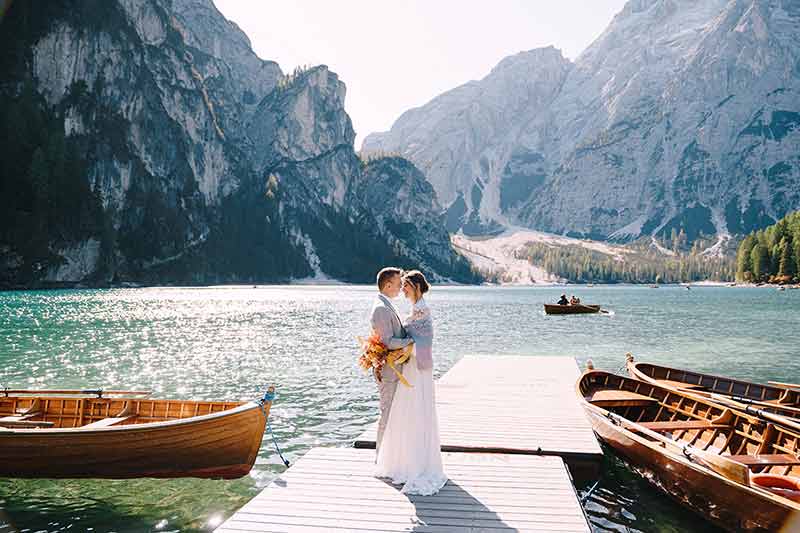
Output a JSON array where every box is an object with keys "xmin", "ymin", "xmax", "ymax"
[{"xmin": 405, "ymin": 304, "xmax": 433, "ymax": 340}]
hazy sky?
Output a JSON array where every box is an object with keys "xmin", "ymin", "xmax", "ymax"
[{"xmin": 213, "ymin": 1, "xmax": 629, "ymax": 147}]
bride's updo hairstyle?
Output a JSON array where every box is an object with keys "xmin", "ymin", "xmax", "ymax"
[{"xmin": 402, "ymin": 270, "xmax": 430, "ymax": 300}]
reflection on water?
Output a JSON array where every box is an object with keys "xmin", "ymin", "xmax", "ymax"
[
  {"xmin": 0, "ymin": 285, "xmax": 797, "ymax": 532},
  {"xmin": 578, "ymin": 451, "xmax": 723, "ymax": 532}
]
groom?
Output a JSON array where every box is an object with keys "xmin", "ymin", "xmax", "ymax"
[{"xmin": 371, "ymin": 267, "xmax": 413, "ymax": 456}]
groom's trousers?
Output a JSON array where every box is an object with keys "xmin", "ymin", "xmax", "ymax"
[{"xmin": 376, "ymin": 362, "xmax": 403, "ymax": 457}]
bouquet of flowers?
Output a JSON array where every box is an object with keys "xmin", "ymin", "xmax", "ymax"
[{"xmin": 357, "ymin": 331, "xmax": 413, "ymax": 387}]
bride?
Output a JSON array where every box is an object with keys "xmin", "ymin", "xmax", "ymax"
[{"xmin": 374, "ymin": 269, "xmax": 447, "ymax": 495}]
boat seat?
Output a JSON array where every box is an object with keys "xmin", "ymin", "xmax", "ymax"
[
  {"xmin": 8, "ymin": 410, "xmax": 41, "ymax": 419},
  {"xmin": 588, "ymin": 390, "xmax": 658, "ymax": 407},
  {"xmin": 726, "ymin": 454, "xmax": 800, "ymax": 467},
  {"xmin": 0, "ymin": 415, "xmax": 54, "ymax": 428},
  {"xmin": 641, "ymin": 420, "xmax": 730, "ymax": 431},
  {"xmin": 657, "ymin": 379, "xmax": 706, "ymax": 390},
  {"xmin": 81, "ymin": 416, "xmax": 135, "ymax": 428}
]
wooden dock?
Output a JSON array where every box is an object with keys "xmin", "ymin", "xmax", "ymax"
[
  {"xmin": 355, "ymin": 356, "xmax": 602, "ymax": 470},
  {"xmin": 216, "ymin": 355, "xmax": 599, "ymax": 532},
  {"xmin": 215, "ymin": 447, "xmax": 590, "ymax": 533}
]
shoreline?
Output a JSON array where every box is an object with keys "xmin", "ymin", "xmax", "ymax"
[{"xmin": 3, "ymin": 280, "xmax": 798, "ymax": 292}]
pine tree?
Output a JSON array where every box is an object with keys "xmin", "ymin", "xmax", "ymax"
[
  {"xmin": 751, "ymin": 243, "xmax": 770, "ymax": 281},
  {"xmin": 772, "ymin": 219, "xmax": 788, "ymax": 249},
  {"xmin": 778, "ymin": 237, "xmax": 795, "ymax": 278},
  {"xmin": 750, "ymin": 243, "xmax": 760, "ymax": 280},
  {"xmin": 794, "ymin": 238, "xmax": 800, "ymax": 280},
  {"xmin": 736, "ymin": 235, "xmax": 755, "ymax": 280}
]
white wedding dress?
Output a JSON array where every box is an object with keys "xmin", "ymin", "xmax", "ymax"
[{"xmin": 374, "ymin": 298, "xmax": 447, "ymax": 495}]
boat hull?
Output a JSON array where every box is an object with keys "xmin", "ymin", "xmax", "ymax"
[
  {"xmin": 578, "ymin": 371, "xmax": 800, "ymax": 531},
  {"xmin": 584, "ymin": 405, "xmax": 795, "ymax": 531},
  {"xmin": 544, "ymin": 304, "xmax": 601, "ymax": 315},
  {"xmin": 0, "ymin": 402, "xmax": 266, "ymax": 479}
]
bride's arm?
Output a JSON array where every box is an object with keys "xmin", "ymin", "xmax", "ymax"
[{"xmin": 405, "ymin": 306, "xmax": 433, "ymax": 370}]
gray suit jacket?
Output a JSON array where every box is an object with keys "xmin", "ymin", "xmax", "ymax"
[
  {"xmin": 370, "ymin": 294, "xmax": 412, "ymax": 351},
  {"xmin": 370, "ymin": 293, "xmax": 411, "ymax": 455}
]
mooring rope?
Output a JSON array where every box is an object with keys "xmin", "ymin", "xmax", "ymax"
[
  {"xmin": 267, "ymin": 418, "xmax": 290, "ymax": 467},
  {"xmin": 258, "ymin": 388, "xmax": 290, "ymax": 467},
  {"xmin": 580, "ymin": 479, "xmax": 601, "ymax": 504}
]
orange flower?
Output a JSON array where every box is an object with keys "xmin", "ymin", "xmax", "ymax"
[
  {"xmin": 357, "ymin": 330, "xmax": 389, "ymax": 381},
  {"xmin": 356, "ymin": 331, "xmax": 413, "ymax": 386}
]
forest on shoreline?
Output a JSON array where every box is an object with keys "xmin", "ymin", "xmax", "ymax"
[
  {"xmin": 735, "ymin": 211, "xmax": 800, "ymax": 284},
  {"xmin": 518, "ymin": 233, "xmax": 736, "ymax": 285}
]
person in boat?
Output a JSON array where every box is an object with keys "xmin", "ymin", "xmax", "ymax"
[
  {"xmin": 557, "ymin": 294, "xmax": 569, "ymax": 305},
  {"xmin": 570, "ymin": 295, "xmax": 580, "ymax": 305}
]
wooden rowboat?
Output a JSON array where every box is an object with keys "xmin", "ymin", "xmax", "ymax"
[
  {"xmin": 578, "ymin": 370, "xmax": 800, "ymax": 531},
  {"xmin": 0, "ymin": 388, "xmax": 273, "ymax": 479},
  {"xmin": 626, "ymin": 355, "xmax": 800, "ymax": 419},
  {"xmin": 543, "ymin": 303, "xmax": 601, "ymax": 315}
]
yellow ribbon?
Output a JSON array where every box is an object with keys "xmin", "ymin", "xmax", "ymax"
[{"xmin": 385, "ymin": 344, "xmax": 413, "ymax": 387}]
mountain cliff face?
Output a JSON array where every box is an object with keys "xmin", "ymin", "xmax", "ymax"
[
  {"xmin": 363, "ymin": 0, "xmax": 800, "ymax": 244},
  {"xmin": 354, "ymin": 156, "xmax": 469, "ymax": 277},
  {"xmin": 364, "ymin": 46, "xmax": 572, "ymax": 236},
  {"xmin": 0, "ymin": 0, "xmax": 477, "ymax": 286}
]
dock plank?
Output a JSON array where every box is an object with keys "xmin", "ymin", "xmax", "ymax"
[
  {"xmin": 216, "ymin": 447, "xmax": 590, "ymax": 533},
  {"xmin": 355, "ymin": 356, "xmax": 602, "ymax": 464}
]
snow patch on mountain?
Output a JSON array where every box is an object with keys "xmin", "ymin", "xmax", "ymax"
[{"xmin": 452, "ymin": 228, "xmax": 631, "ymax": 285}]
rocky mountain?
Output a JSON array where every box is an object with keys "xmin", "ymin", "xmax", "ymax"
[
  {"xmin": 363, "ymin": 0, "xmax": 800, "ymax": 247},
  {"xmin": 365, "ymin": 46, "xmax": 572, "ymax": 237},
  {"xmin": 0, "ymin": 0, "xmax": 477, "ymax": 287},
  {"xmin": 354, "ymin": 156, "xmax": 466, "ymax": 276}
]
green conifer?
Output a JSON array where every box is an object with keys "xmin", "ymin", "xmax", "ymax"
[{"xmin": 778, "ymin": 237, "xmax": 794, "ymax": 278}]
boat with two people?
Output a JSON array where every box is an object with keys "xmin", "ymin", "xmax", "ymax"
[{"xmin": 544, "ymin": 293, "xmax": 603, "ymax": 314}]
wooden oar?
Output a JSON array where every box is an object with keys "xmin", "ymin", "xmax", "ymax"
[
  {"xmin": 768, "ymin": 381, "xmax": 800, "ymax": 391},
  {"xmin": 606, "ymin": 411, "xmax": 750, "ymax": 485},
  {"xmin": 702, "ymin": 393, "xmax": 800, "ymax": 434},
  {"xmin": 1, "ymin": 389, "xmax": 152, "ymax": 398},
  {"xmin": 682, "ymin": 388, "xmax": 800, "ymax": 417}
]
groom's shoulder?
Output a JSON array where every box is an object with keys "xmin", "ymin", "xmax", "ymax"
[
  {"xmin": 370, "ymin": 296, "xmax": 391, "ymax": 316},
  {"xmin": 371, "ymin": 295, "xmax": 388, "ymax": 311}
]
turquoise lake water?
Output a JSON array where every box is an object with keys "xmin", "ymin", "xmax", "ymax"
[{"xmin": 1, "ymin": 285, "xmax": 798, "ymax": 532}]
